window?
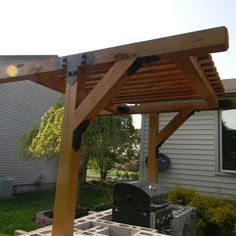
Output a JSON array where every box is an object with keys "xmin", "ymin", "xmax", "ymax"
[{"xmin": 220, "ymin": 110, "xmax": 236, "ymax": 173}]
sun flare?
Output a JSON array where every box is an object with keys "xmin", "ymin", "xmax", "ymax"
[{"xmin": 6, "ymin": 65, "xmax": 18, "ymax": 77}]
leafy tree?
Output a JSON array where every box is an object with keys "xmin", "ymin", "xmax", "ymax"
[
  {"xmin": 16, "ymin": 97, "xmax": 139, "ymax": 181},
  {"xmin": 16, "ymin": 96, "xmax": 64, "ymax": 160},
  {"xmin": 86, "ymin": 116, "xmax": 139, "ymax": 181}
]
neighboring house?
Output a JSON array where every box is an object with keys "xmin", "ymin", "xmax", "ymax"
[
  {"xmin": 0, "ymin": 81, "xmax": 60, "ymax": 192},
  {"xmin": 139, "ymin": 110, "xmax": 236, "ymax": 197}
]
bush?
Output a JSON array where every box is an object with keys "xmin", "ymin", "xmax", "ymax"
[
  {"xmin": 168, "ymin": 186, "xmax": 236, "ymax": 236},
  {"xmin": 168, "ymin": 185, "xmax": 198, "ymax": 205}
]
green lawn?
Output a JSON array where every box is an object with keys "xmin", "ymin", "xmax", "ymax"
[{"xmin": 0, "ymin": 185, "xmax": 111, "ymax": 236}]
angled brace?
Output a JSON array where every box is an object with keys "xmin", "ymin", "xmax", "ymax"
[
  {"xmin": 156, "ymin": 110, "xmax": 195, "ymax": 149},
  {"xmin": 61, "ymin": 53, "xmax": 94, "ymax": 85}
]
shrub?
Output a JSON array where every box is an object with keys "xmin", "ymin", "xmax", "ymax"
[
  {"xmin": 168, "ymin": 186, "xmax": 236, "ymax": 236},
  {"xmin": 168, "ymin": 185, "xmax": 199, "ymax": 205}
]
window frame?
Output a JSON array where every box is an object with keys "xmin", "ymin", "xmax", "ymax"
[{"xmin": 219, "ymin": 110, "xmax": 236, "ymax": 174}]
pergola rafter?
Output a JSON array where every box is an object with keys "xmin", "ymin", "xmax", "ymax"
[
  {"xmin": 1, "ymin": 26, "xmax": 236, "ymax": 236},
  {"xmin": 174, "ymin": 56, "xmax": 219, "ymax": 108}
]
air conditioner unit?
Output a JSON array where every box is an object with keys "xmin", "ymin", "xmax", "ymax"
[{"xmin": 0, "ymin": 176, "xmax": 14, "ymax": 197}]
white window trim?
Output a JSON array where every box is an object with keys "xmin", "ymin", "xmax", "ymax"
[{"xmin": 219, "ymin": 110, "xmax": 236, "ymax": 174}]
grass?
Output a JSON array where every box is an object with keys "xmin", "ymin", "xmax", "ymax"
[{"xmin": 0, "ymin": 184, "xmax": 111, "ymax": 236}]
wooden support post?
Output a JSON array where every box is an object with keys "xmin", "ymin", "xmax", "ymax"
[
  {"xmin": 52, "ymin": 80, "xmax": 78, "ymax": 236},
  {"xmin": 52, "ymin": 70, "xmax": 86, "ymax": 236},
  {"xmin": 148, "ymin": 112, "xmax": 159, "ymax": 183}
]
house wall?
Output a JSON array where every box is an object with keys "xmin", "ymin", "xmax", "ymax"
[
  {"xmin": 0, "ymin": 81, "xmax": 60, "ymax": 192},
  {"xmin": 139, "ymin": 111, "xmax": 236, "ymax": 197}
]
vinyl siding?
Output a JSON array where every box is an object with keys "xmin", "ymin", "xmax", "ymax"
[
  {"xmin": 139, "ymin": 111, "xmax": 236, "ymax": 197},
  {"xmin": 0, "ymin": 81, "xmax": 60, "ymax": 185}
]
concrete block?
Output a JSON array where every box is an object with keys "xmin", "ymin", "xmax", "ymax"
[{"xmin": 15, "ymin": 209, "xmax": 169, "ymax": 236}]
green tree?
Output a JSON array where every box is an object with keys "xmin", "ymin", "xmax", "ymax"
[
  {"xmin": 16, "ymin": 97, "xmax": 139, "ymax": 181},
  {"xmin": 86, "ymin": 116, "xmax": 139, "ymax": 181}
]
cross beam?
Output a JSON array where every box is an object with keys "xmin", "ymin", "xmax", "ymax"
[
  {"xmin": 0, "ymin": 27, "xmax": 228, "ymax": 91},
  {"xmin": 110, "ymin": 101, "xmax": 207, "ymax": 114},
  {"xmin": 0, "ymin": 56, "xmax": 60, "ymax": 83},
  {"xmin": 90, "ymin": 26, "xmax": 228, "ymax": 64}
]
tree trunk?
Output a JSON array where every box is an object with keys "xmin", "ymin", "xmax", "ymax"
[
  {"xmin": 100, "ymin": 170, "xmax": 107, "ymax": 181},
  {"xmin": 77, "ymin": 152, "xmax": 89, "ymax": 205}
]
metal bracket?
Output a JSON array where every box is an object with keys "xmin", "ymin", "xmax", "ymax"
[
  {"xmin": 72, "ymin": 120, "xmax": 90, "ymax": 151},
  {"xmin": 127, "ymin": 55, "xmax": 160, "ymax": 76},
  {"xmin": 116, "ymin": 105, "xmax": 131, "ymax": 113},
  {"xmin": 61, "ymin": 52, "xmax": 94, "ymax": 85},
  {"xmin": 219, "ymin": 99, "xmax": 233, "ymax": 109}
]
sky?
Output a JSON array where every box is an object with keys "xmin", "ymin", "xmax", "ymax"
[{"xmin": 0, "ymin": 0, "xmax": 236, "ymax": 128}]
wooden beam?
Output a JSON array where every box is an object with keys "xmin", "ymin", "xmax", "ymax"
[
  {"xmin": 0, "ymin": 56, "xmax": 60, "ymax": 84},
  {"xmin": 111, "ymin": 94, "xmax": 200, "ymax": 104},
  {"xmin": 156, "ymin": 110, "xmax": 193, "ymax": 148},
  {"xmin": 52, "ymin": 80, "xmax": 78, "ymax": 236},
  {"xmin": 73, "ymin": 58, "xmax": 135, "ymax": 128},
  {"xmin": 110, "ymin": 101, "xmax": 207, "ymax": 115},
  {"xmin": 30, "ymin": 72, "xmax": 65, "ymax": 93},
  {"xmin": 174, "ymin": 56, "xmax": 219, "ymax": 108},
  {"xmin": 107, "ymin": 98, "xmax": 236, "ymax": 115},
  {"xmin": 81, "ymin": 27, "xmax": 228, "ymax": 64},
  {"xmin": 148, "ymin": 113, "xmax": 159, "ymax": 183}
]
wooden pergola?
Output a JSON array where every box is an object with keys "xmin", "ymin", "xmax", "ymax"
[{"xmin": 1, "ymin": 26, "xmax": 236, "ymax": 235}]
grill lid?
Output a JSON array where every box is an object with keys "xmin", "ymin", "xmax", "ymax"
[{"xmin": 113, "ymin": 181, "xmax": 167, "ymax": 209}]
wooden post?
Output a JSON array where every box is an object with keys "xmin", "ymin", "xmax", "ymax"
[
  {"xmin": 52, "ymin": 80, "xmax": 80, "ymax": 236},
  {"xmin": 148, "ymin": 112, "xmax": 159, "ymax": 183}
]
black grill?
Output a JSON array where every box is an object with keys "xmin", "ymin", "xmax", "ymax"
[{"xmin": 112, "ymin": 181, "xmax": 172, "ymax": 229}]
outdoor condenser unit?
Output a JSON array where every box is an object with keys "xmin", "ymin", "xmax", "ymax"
[{"xmin": 0, "ymin": 176, "xmax": 14, "ymax": 197}]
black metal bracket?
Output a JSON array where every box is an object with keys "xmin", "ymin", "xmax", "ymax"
[
  {"xmin": 127, "ymin": 55, "xmax": 160, "ymax": 76},
  {"xmin": 155, "ymin": 146, "xmax": 159, "ymax": 157},
  {"xmin": 116, "ymin": 105, "xmax": 131, "ymax": 113},
  {"xmin": 61, "ymin": 52, "xmax": 94, "ymax": 85},
  {"xmin": 72, "ymin": 120, "xmax": 90, "ymax": 151},
  {"xmin": 219, "ymin": 99, "xmax": 233, "ymax": 109}
]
